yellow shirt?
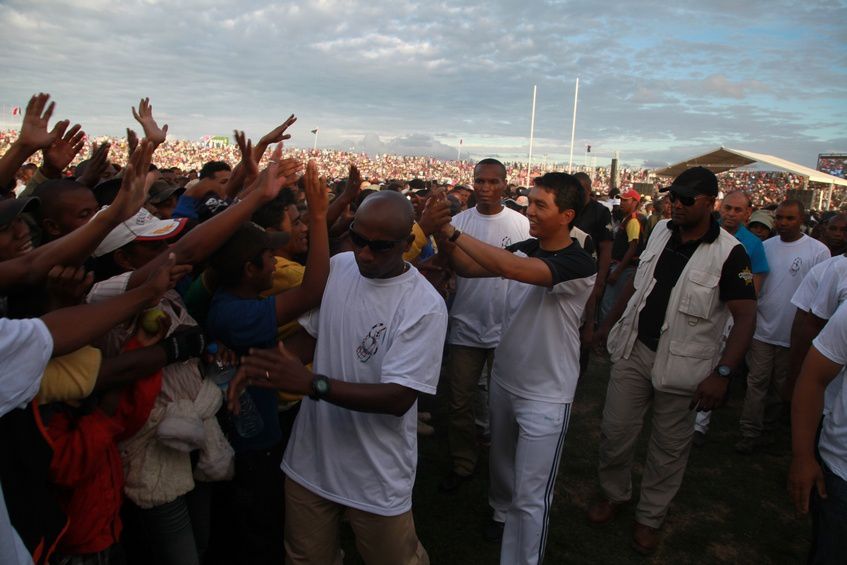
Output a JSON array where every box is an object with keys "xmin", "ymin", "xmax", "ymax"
[{"xmin": 402, "ymin": 223, "xmax": 428, "ymax": 262}]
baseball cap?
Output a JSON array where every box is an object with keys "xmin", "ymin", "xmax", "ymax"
[
  {"xmin": 515, "ymin": 195, "xmax": 529, "ymax": 207},
  {"xmin": 620, "ymin": 189, "xmax": 641, "ymax": 202},
  {"xmin": 208, "ymin": 222, "xmax": 290, "ymax": 277},
  {"xmin": 92, "ymin": 206, "xmax": 188, "ymax": 257},
  {"xmin": 748, "ymin": 209, "xmax": 774, "ymax": 230},
  {"xmin": 0, "ymin": 197, "xmax": 39, "ymax": 227},
  {"xmin": 660, "ymin": 166, "xmax": 718, "ymax": 198},
  {"xmin": 147, "ymin": 181, "xmax": 185, "ymax": 204}
]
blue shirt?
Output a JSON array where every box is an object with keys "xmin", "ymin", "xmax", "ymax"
[
  {"xmin": 206, "ymin": 290, "xmax": 281, "ymax": 452},
  {"xmin": 734, "ymin": 224, "xmax": 769, "ymax": 274}
]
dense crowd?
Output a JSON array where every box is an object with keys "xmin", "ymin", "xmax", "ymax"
[{"xmin": 2, "ymin": 93, "xmax": 847, "ymax": 565}]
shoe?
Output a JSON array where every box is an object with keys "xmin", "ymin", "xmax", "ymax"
[
  {"xmin": 587, "ymin": 498, "xmax": 627, "ymax": 526},
  {"xmin": 438, "ymin": 471, "xmax": 472, "ymax": 493},
  {"xmin": 483, "ymin": 519, "xmax": 504, "ymax": 542},
  {"xmin": 735, "ymin": 436, "xmax": 757, "ymax": 454},
  {"xmin": 632, "ymin": 522, "xmax": 659, "ymax": 555},
  {"xmin": 692, "ymin": 430, "xmax": 707, "ymax": 448}
]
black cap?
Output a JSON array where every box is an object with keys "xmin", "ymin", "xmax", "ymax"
[
  {"xmin": 0, "ymin": 197, "xmax": 39, "ymax": 227},
  {"xmin": 660, "ymin": 166, "xmax": 718, "ymax": 198},
  {"xmin": 147, "ymin": 181, "xmax": 185, "ymax": 204}
]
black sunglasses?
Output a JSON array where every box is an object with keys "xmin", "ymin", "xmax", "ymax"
[
  {"xmin": 348, "ymin": 224, "xmax": 405, "ymax": 252},
  {"xmin": 668, "ymin": 192, "xmax": 707, "ymax": 207}
]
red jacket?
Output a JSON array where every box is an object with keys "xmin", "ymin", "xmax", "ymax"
[{"xmin": 45, "ymin": 338, "xmax": 162, "ymax": 555}]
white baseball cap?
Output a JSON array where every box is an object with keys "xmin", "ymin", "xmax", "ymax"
[{"xmin": 92, "ymin": 206, "xmax": 188, "ymax": 257}]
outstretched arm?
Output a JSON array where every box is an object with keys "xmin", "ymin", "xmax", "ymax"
[{"xmin": 0, "ymin": 93, "xmax": 67, "ymax": 188}]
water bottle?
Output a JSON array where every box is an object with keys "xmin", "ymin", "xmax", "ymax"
[{"xmin": 205, "ymin": 343, "xmax": 264, "ymax": 439}]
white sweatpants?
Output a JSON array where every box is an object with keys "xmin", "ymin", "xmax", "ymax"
[{"xmin": 488, "ymin": 380, "xmax": 571, "ymax": 565}]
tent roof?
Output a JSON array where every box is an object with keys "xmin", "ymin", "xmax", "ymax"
[{"xmin": 653, "ymin": 147, "xmax": 847, "ymax": 187}]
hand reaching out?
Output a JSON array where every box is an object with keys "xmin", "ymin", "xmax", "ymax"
[
  {"xmin": 256, "ymin": 144, "xmax": 303, "ymax": 202},
  {"xmin": 77, "ymin": 142, "xmax": 111, "ymax": 188},
  {"xmin": 42, "ymin": 123, "xmax": 85, "ymax": 176},
  {"xmin": 258, "ymin": 114, "xmax": 297, "ymax": 148},
  {"xmin": 126, "ymin": 128, "xmax": 139, "ymax": 157},
  {"xmin": 18, "ymin": 93, "xmax": 67, "ymax": 151},
  {"xmin": 45, "ymin": 265, "xmax": 95, "ymax": 309},
  {"xmin": 303, "ymin": 159, "xmax": 328, "ymax": 219},
  {"xmin": 141, "ymin": 253, "xmax": 191, "ymax": 306},
  {"xmin": 104, "ymin": 139, "xmax": 154, "ymax": 223},
  {"xmin": 342, "ymin": 164, "xmax": 362, "ymax": 203},
  {"xmin": 234, "ymin": 130, "xmax": 259, "ymax": 184},
  {"xmin": 227, "ymin": 341, "xmax": 311, "ymax": 414},
  {"xmin": 132, "ymin": 98, "xmax": 168, "ymax": 146},
  {"xmin": 418, "ymin": 191, "xmax": 452, "ymax": 237}
]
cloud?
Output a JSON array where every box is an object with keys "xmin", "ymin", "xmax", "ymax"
[{"xmin": 0, "ymin": 0, "xmax": 844, "ymax": 168}]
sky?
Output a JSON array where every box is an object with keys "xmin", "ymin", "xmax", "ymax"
[{"xmin": 1, "ymin": 0, "xmax": 846, "ymax": 168}]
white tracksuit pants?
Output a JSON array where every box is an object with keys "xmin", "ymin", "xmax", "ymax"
[{"xmin": 488, "ymin": 380, "xmax": 571, "ymax": 565}]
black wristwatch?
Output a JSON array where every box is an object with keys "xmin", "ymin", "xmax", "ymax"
[
  {"xmin": 715, "ymin": 365, "xmax": 734, "ymax": 379},
  {"xmin": 310, "ymin": 374, "xmax": 331, "ymax": 400},
  {"xmin": 448, "ymin": 229, "xmax": 462, "ymax": 243}
]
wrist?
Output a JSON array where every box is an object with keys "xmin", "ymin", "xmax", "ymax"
[{"xmin": 40, "ymin": 162, "xmax": 61, "ymax": 179}]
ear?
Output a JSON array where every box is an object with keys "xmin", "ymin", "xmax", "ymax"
[{"xmin": 113, "ymin": 248, "xmax": 134, "ymax": 271}]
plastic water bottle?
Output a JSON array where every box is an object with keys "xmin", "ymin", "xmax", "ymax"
[{"xmin": 204, "ymin": 343, "xmax": 264, "ymax": 439}]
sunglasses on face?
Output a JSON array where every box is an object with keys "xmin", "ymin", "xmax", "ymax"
[
  {"xmin": 668, "ymin": 192, "xmax": 707, "ymax": 207},
  {"xmin": 348, "ymin": 224, "xmax": 405, "ymax": 252}
]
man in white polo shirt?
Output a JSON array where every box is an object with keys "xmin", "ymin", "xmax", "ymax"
[{"xmin": 439, "ymin": 158, "xmax": 529, "ymax": 492}]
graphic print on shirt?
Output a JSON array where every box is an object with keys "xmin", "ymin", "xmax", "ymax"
[
  {"xmin": 356, "ymin": 323, "xmax": 387, "ymax": 362},
  {"xmin": 501, "ymin": 235, "xmax": 513, "ymax": 248},
  {"xmin": 790, "ymin": 257, "xmax": 802, "ymax": 276}
]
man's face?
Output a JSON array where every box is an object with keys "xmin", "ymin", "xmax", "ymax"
[
  {"xmin": 748, "ymin": 222, "xmax": 772, "ymax": 241},
  {"xmin": 670, "ymin": 191, "xmax": 714, "ymax": 228},
  {"xmin": 825, "ymin": 216, "xmax": 847, "ymax": 250},
  {"xmin": 410, "ymin": 192, "xmax": 428, "ymax": 217},
  {"xmin": 350, "ymin": 218, "xmax": 408, "ymax": 279},
  {"xmin": 211, "ymin": 170, "xmax": 230, "ymax": 188},
  {"xmin": 774, "ymin": 203, "xmax": 803, "ymax": 241},
  {"xmin": 118, "ymin": 239, "xmax": 170, "ymax": 270},
  {"xmin": 18, "ymin": 167, "xmax": 35, "ymax": 184},
  {"xmin": 719, "ymin": 193, "xmax": 751, "ymax": 232},
  {"xmin": 526, "ymin": 186, "xmax": 570, "ymax": 240},
  {"xmin": 620, "ymin": 196, "xmax": 638, "ymax": 216},
  {"xmin": 51, "ymin": 188, "xmax": 99, "ymax": 236},
  {"xmin": 473, "ymin": 165, "xmax": 506, "ymax": 209},
  {"xmin": 0, "ymin": 217, "xmax": 33, "ymax": 261},
  {"xmin": 253, "ymin": 249, "xmax": 276, "ymax": 291},
  {"xmin": 284, "ymin": 205, "xmax": 309, "ymax": 256}
]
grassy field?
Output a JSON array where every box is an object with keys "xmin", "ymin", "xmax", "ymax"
[{"xmin": 342, "ymin": 355, "xmax": 810, "ymax": 564}]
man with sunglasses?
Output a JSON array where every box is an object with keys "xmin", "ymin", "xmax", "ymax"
[
  {"xmin": 590, "ymin": 167, "xmax": 757, "ymax": 554},
  {"xmin": 230, "ymin": 190, "xmax": 448, "ymax": 564}
]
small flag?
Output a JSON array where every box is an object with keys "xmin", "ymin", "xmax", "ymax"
[
  {"xmin": 11, "ymin": 106, "xmax": 21, "ymax": 116},
  {"xmin": 586, "ymin": 144, "xmax": 591, "ymax": 153},
  {"xmin": 311, "ymin": 128, "xmax": 319, "ymax": 134},
  {"xmin": 459, "ymin": 138, "xmax": 463, "ymax": 145}
]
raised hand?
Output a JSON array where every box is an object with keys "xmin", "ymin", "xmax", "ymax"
[
  {"xmin": 42, "ymin": 123, "xmax": 85, "ymax": 176},
  {"xmin": 256, "ymin": 144, "xmax": 303, "ymax": 202},
  {"xmin": 18, "ymin": 93, "xmax": 67, "ymax": 151},
  {"xmin": 77, "ymin": 142, "xmax": 111, "ymax": 188},
  {"xmin": 141, "ymin": 253, "xmax": 190, "ymax": 306},
  {"xmin": 104, "ymin": 139, "xmax": 154, "ymax": 223},
  {"xmin": 259, "ymin": 114, "xmax": 297, "ymax": 147},
  {"xmin": 234, "ymin": 129, "xmax": 258, "ymax": 183},
  {"xmin": 126, "ymin": 128, "xmax": 139, "ymax": 157},
  {"xmin": 45, "ymin": 265, "xmax": 95, "ymax": 309},
  {"xmin": 131, "ymin": 97, "xmax": 168, "ymax": 146},
  {"xmin": 418, "ymin": 191, "xmax": 452, "ymax": 236},
  {"xmin": 227, "ymin": 341, "xmax": 310, "ymax": 413},
  {"xmin": 303, "ymin": 159, "xmax": 328, "ymax": 219},
  {"xmin": 343, "ymin": 164, "xmax": 363, "ymax": 202}
]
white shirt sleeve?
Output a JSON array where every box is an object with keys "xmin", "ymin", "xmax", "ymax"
[
  {"xmin": 813, "ymin": 303, "xmax": 847, "ymax": 367},
  {"xmin": 0, "ymin": 317, "xmax": 54, "ymax": 417}
]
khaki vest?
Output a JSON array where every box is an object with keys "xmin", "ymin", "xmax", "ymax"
[{"xmin": 607, "ymin": 219, "xmax": 739, "ymax": 394}]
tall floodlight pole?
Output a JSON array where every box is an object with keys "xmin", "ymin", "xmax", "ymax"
[
  {"xmin": 457, "ymin": 138, "xmax": 462, "ymax": 162},
  {"xmin": 526, "ymin": 84, "xmax": 537, "ymax": 187},
  {"xmin": 568, "ymin": 77, "xmax": 579, "ymax": 173}
]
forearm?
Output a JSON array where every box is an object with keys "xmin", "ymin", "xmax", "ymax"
[
  {"xmin": 325, "ymin": 193, "xmax": 352, "ymax": 229},
  {"xmin": 297, "ymin": 213, "xmax": 330, "ymax": 305},
  {"xmin": 321, "ymin": 380, "xmax": 417, "ymax": 417},
  {"xmin": 443, "ymin": 243, "xmax": 493, "ymax": 278},
  {"xmin": 719, "ymin": 312, "xmax": 756, "ymax": 370},
  {"xmin": 791, "ymin": 376, "xmax": 827, "ymax": 461},
  {"xmin": 94, "ymin": 344, "xmax": 169, "ymax": 392},
  {"xmin": 223, "ymin": 163, "xmax": 246, "ymax": 199},
  {"xmin": 787, "ymin": 311, "xmax": 826, "ymax": 392},
  {"xmin": 599, "ymin": 276, "xmax": 635, "ymax": 331},
  {"xmin": 454, "ymin": 233, "xmax": 522, "ymax": 279},
  {"xmin": 42, "ymin": 284, "xmax": 157, "ymax": 356},
  {"xmin": 615, "ymin": 242, "xmax": 638, "ymax": 273}
]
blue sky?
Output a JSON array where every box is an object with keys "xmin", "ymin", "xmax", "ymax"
[{"xmin": 1, "ymin": 0, "xmax": 845, "ymax": 167}]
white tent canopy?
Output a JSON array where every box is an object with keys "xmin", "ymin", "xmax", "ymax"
[{"xmin": 653, "ymin": 147, "xmax": 847, "ymax": 187}]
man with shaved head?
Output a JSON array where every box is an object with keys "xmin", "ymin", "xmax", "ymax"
[{"xmin": 234, "ymin": 190, "xmax": 449, "ymax": 564}]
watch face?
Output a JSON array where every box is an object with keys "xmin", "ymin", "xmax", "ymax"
[
  {"xmin": 315, "ymin": 378, "xmax": 329, "ymax": 394},
  {"xmin": 718, "ymin": 366, "xmax": 732, "ymax": 377}
]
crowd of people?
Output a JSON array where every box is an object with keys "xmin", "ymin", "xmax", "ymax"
[{"xmin": 1, "ymin": 92, "xmax": 846, "ymax": 565}]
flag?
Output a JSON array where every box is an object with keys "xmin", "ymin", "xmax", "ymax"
[
  {"xmin": 11, "ymin": 106, "xmax": 20, "ymax": 116},
  {"xmin": 586, "ymin": 144, "xmax": 591, "ymax": 153},
  {"xmin": 311, "ymin": 128, "xmax": 319, "ymax": 134},
  {"xmin": 459, "ymin": 138, "xmax": 463, "ymax": 145}
]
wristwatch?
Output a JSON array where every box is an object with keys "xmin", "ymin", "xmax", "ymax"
[
  {"xmin": 310, "ymin": 374, "xmax": 331, "ymax": 400},
  {"xmin": 448, "ymin": 229, "xmax": 462, "ymax": 243},
  {"xmin": 715, "ymin": 365, "xmax": 733, "ymax": 379}
]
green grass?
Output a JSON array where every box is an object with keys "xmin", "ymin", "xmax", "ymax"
[{"xmin": 342, "ymin": 355, "xmax": 809, "ymax": 564}]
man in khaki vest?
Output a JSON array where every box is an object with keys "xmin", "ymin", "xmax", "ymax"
[{"xmin": 589, "ymin": 167, "xmax": 757, "ymax": 554}]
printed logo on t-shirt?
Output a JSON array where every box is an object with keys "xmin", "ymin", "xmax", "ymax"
[
  {"xmin": 738, "ymin": 267, "xmax": 753, "ymax": 286},
  {"xmin": 790, "ymin": 257, "xmax": 802, "ymax": 276},
  {"xmin": 500, "ymin": 235, "xmax": 512, "ymax": 248},
  {"xmin": 356, "ymin": 323, "xmax": 387, "ymax": 362}
]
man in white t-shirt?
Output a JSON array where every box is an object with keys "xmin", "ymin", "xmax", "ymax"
[
  {"xmin": 789, "ymin": 301, "xmax": 847, "ymax": 563},
  {"xmin": 435, "ymin": 172, "xmax": 596, "ymax": 565},
  {"xmin": 231, "ymin": 192, "xmax": 448, "ymax": 565},
  {"xmin": 440, "ymin": 158, "xmax": 530, "ymax": 492},
  {"xmin": 737, "ymin": 199, "xmax": 830, "ymax": 454}
]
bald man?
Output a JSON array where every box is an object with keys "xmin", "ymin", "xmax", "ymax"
[{"xmin": 237, "ymin": 192, "xmax": 448, "ymax": 564}]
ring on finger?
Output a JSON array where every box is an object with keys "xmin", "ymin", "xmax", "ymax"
[{"xmin": 264, "ymin": 370, "xmax": 270, "ymax": 381}]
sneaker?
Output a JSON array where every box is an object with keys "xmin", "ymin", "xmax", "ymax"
[
  {"xmin": 483, "ymin": 519, "xmax": 504, "ymax": 542},
  {"xmin": 438, "ymin": 471, "xmax": 473, "ymax": 493},
  {"xmin": 734, "ymin": 436, "xmax": 757, "ymax": 454},
  {"xmin": 692, "ymin": 431, "xmax": 707, "ymax": 448}
]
